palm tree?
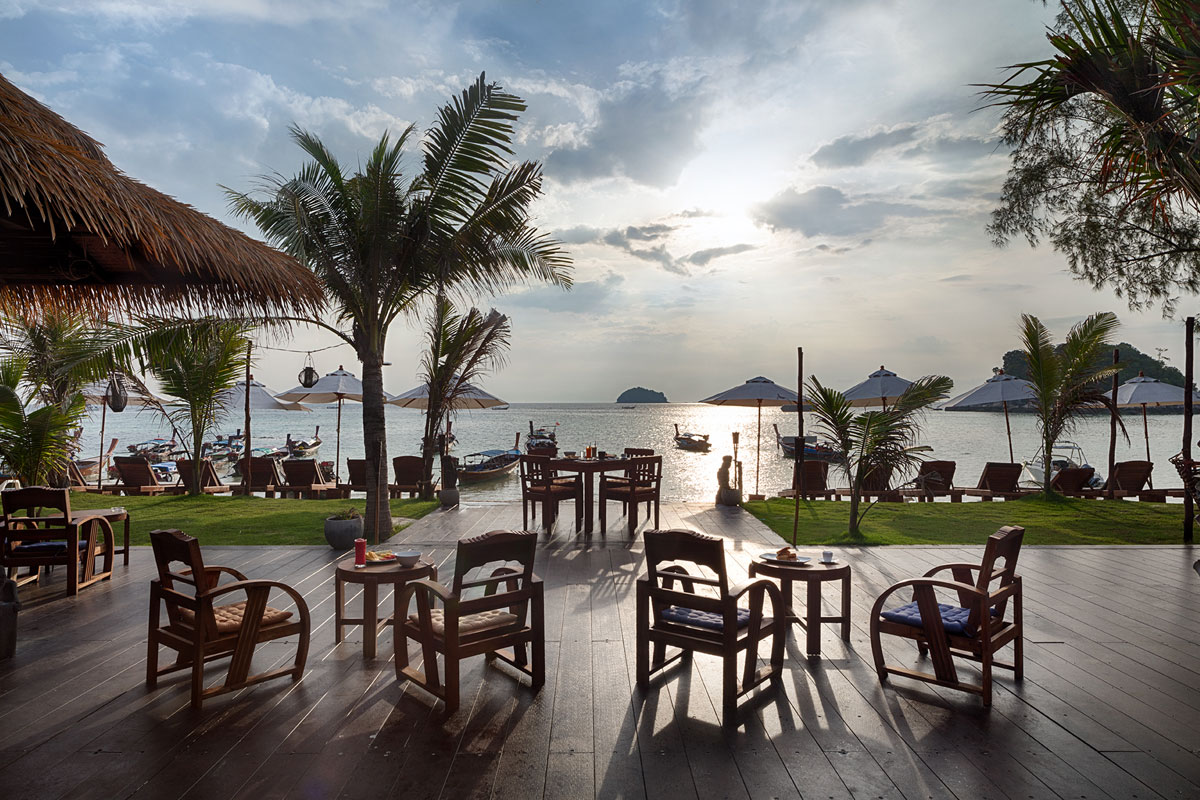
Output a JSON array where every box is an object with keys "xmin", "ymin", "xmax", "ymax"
[
  {"xmin": 133, "ymin": 320, "xmax": 251, "ymax": 495},
  {"xmin": 1020, "ymin": 311, "xmax": 1125, "ymax": 494},
  {"xmin": 807, "ymin": 375, "xmax": 953, "ymax": 538},
  {"xmin": 0, "ymin": 312, "xmax": 114, "ymax": 407},
  {"xmin": 227, "ymin": 73, "xmax": 571, "ymax": 538},
  {"xmin": 418, "ymin": 298, "xmax": 512, "ymax": 496},
  {"xmin": 0, "ymin": 356, "xmax": 86, "ymax": 485}
]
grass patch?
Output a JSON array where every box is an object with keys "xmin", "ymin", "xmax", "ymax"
[
  {"xmin": 80, "ymin": 494, "xmax": 439, "ymax": 546},
  {"xmin": 743, "ymin": 494, "xmax": 1191, "ymax": 546}
]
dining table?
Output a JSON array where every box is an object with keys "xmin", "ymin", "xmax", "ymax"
[{"xmin": 550, "ymin": 456, "xmax": 640, "ymax": 533}]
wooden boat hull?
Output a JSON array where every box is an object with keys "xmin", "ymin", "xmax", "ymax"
[{"xmin": 459, "ymin": 449, "xmax": 521, "ymax": 482}]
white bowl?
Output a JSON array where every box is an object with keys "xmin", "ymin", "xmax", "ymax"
[{"xmin": 393, "ymin": 550, "xmax": 422, "ymax": 567}]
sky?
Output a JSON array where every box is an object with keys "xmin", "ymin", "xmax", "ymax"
[{"xmin": 2, "ymin": 0, "xmax": 1192, "ymax": 402}]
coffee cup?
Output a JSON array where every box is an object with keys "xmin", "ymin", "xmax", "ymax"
[{"xmin": 821, "ymin": 551, "xmax": 834, "ymax": 564}]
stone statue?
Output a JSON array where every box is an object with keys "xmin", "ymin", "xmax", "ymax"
[{"xmin": 716, "ymin": 455, "xmax": 742, "ymax": 506}]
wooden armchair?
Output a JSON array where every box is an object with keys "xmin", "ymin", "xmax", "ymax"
[
  {"xmin": 636, "ymin": 528, "xmax": 785, "ymax": 722},
  {"xmin": 599, "ymin": 455, "xmax": 662, "ymax": 534},
  {"xmin": 280, "ymin": 459, "xmax": 342, "ymax": 499},
  {"xmin": 1, "ymin": 487, "xmax": 115, "ymax": 597},
  {"xmin": 396, "ymin": 529, "xmax": 544, "ymax": 713},
  {"xmin": 175, "ymin": 459, "xmax": 232, "ymax": 495},
  {"xmin": 391, "ymin": 455, "xmax": 425, "ymax": 498},
  {"xmin": 112, "ymin": 455, "xmax": 167, "ymax": 496},
  {"xmin": 869, "ymin": 525, "xmax": 1024, "ymax": 707},
  {"xmin": 146, "ymin": 529, "xmax": 311, "ymax": 709},
  {"xmin": 961, "ymin": 463, "xmax": 1028, "ymax": 501},
  {"xmin": 519, "ymin": 455, "xmax": 581, "ymax": 530},
  {"xmin": 900, "ymin": 460, "xmax": 962, "ymax": 502}
]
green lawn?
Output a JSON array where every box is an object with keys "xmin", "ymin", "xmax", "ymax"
[
  {"xmin": 743, "ymin": 494, "xmax": 1192, "ymax": 546},
  {"xmin": 79, "ymin": 494, "xmax": 439, "ymax": 546}
]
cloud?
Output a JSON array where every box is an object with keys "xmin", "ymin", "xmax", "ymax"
[
  {"xmin": 753, "ymin": 185, "xmax": 931, "ymax": 238},
  {"xmin": 503, "ymin": 272, "xmax": 623, "ymax": 315},
  {"xmin": 809, "ymin": 119, "xmax": 998, "ymax": 170},
  {"xmin": 811, "ymin": 124, "xmax": 918, "ymax": 167},
  {"xmin": 939, "ymin": 274, "xmax": 973, "ymax": 283},
  {"xmin": 684, "ymin": 244, "xmax": 756, "ymax": 266}
]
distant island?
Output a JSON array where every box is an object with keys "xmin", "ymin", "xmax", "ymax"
[{"xmin": 616, "ymin": 387, "xmax": 667, "ymax": 403}]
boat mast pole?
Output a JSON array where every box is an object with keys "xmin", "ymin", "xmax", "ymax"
[
  {"xmin": 243, "ymin": 343, "xmax": 251, "ymax": 496},
  {"xmin": 793, "ymin": 346, "xmax": 804, "ymax": 546}
]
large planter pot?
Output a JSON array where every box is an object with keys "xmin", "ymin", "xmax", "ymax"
[
  {"xmin": 438, "ymin": 487, "xmax": 460, "ymax": 508},
  {"xmin": 324, "ymin": 516, "xmax": 363, "ymax": 550}
]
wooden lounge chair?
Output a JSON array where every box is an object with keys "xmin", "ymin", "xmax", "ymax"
[
  {"xmin": 900, "ymin": 460, "xmax": 962, "ymax": 502},
  {"xmin": 146, "ymin": 529, "xmax": 311, "ymax": 709},
  {"xmin": 280, "ymin": 459, "xmax": 343, "ymax": 499},
  {"xmin": 1, "ymin": 486, "xmax": 115, "ymax": 597},
  {"xmin": 1072, "ymin": 460, "xmax": 1153, "ymax": 499},
  {"xmin": 396, "ymin": 529, "xmax": 544, "ymax": 713},
  {"xmin": 174, "ymin": 459, "xmax": 232, "ymax": 495},
  {"xmin": 779, "ymin": 460, "xmax": 833, "ymax": 500},
  {"xmin": 870, "ymin": 525, "xmax": 1024, "ymax": 707},
  {"xmin": 67, "ymin": 460, "xmax": 115, "ymax": 494},
  {"xmin": 1050, "ymin": 466, "xmax": 1095, "ymax": 494},
  {"xmin": 834, "ymin": 465, "xmax": 902, "ymax": 502},
  {"xmin": 519, "ymin": 455, "xmax": 581, "ymax": 530},
  {"xmin": 112, "ymin": 455, "xmax": 167, "ymax": 496},
  {"xmin": 391, "ymin": 455, "xmax": 426, "ymax": 498},
  {"xmin": 599, "ymin": 455, "xmax": 662, "ymax": 535},
  {"xmin": 961, "ymin": 463, "xmax": 1029, "ymax": 501},
  {"xmin": 340, "ymin": 458, "xmax": 368, "ymax": 495},
  {"xmin": 636, "ymin": 528, "xmax": 785, "ymax": 722},
  {"xmin": 240, "ymin": 456, "xmax": 285, "ymax": 497}
]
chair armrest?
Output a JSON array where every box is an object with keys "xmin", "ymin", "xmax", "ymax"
[
  {"xmin": 205, "ymin": 578, "xmax": 312, "ymax": 619},
  {"xmin": 922, "ymin": 563, "xmax": 980, "ymax": 578},
  {"xmin": 399, "ymin": 578, "xmax": 455, "ymax": 609},
  {"xmin": 869, "ymin": 577, "xmax": 987, "ymax": 620},
  {"xmin": 729, "ymin": 578, "xmax": 784, "ymax": 615}
]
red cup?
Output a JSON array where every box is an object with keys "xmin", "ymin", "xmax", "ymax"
[{"xmin": 354, "ymin": 538, "xmax": 367, "ymax": 567}]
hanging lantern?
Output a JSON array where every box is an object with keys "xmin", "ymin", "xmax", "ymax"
[
  {"xmin": 298, "ymin": 353, "xmax": 319, "ymax": 388},
  {"xmin": 105, "ymin": 373, "xmax": 128, "ymax": 413}
]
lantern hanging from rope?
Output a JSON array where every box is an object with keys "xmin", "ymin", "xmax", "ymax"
[
  {"xmin": 298, "ymin": 353, "xmax": 319, "ymax": 388},
  {"xmin": 105, "ymin": 373, "xmax": 128, "ymax": 412}
]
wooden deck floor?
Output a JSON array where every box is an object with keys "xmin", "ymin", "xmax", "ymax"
[{"xmin": 2, "ymin": 500, "xmax": 1198, "ymax": 799}]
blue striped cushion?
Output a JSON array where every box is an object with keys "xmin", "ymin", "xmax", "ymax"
[
  {"xmin": 880, "ymin": 601, "xmax": 1000, "ymax": 636},
  {"xmin": 661, "ymin": 605, "xmax": 751, "ymax": 631}
]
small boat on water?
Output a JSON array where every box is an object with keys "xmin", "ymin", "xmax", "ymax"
[
  {"xmin": 674, "ymin": 423, "xmax": 711, "ymax": 452},
  {"xmin": 460, "ymin": 434, "xmax": 522, "ymax": 483},
  {"xmin": 526, "ymin": 421, "xmax": 558, "ymax": 454},
  {"xmin": 286, "ymin": 427, "xmax": 322, "ymax": 459},
  {"xmin": 772, "ymin": 424, "xmax": 840, "ymax": 461},
  {"xmin": 1020, "ymin": 440, "xmax": 1105, "ymax": 488}
]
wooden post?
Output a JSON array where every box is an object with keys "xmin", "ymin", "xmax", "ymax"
[
  {"xmin": 1108, "ymin": 347, "xmax": 1118, "ymax": 499},
  {"xmin": 1185, "ymin": 317, "xmax": 1194, "ymax": 544},
  {"xmin": 96, "ymin": 401, "xmax": 107, "ymax": 491},
  {"xmin": 242, "ymin": 343, "xmax": 251, "ymax": 496},
  {"xmin": 793, "ymin": 347, "xmax": 804, "ymax": 546}
]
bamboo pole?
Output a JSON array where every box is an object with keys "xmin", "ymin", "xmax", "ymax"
[
  {"xmin": 792, "ymin": 347, "xmax": 804, "ymax": 546},
  {"xmin": 1108, "ymin": 348, "xmax": 1118, "ymax": 499},
  {"xmin": 1185, "ymin": 316, "xmax": 1194, "ymax": 544},
  {"xmin": 242, "ymin": 343, "xmax": 251, "ymax": 496}
]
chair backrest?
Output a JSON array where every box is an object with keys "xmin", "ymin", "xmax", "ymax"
[
  {"xmin": 1, "ymin": 487, "xmax": 71, "ymax": 549},
  {"xmin": 520, "ymin": 454, "xmax": 555, "ymax": 490},
  {"xmin": 965, "ymin": 525, "xmax": 1024, "ymax": 630},
  {"xmin": 976, "ymin": 462, "xmax": 1022, "ymax": 491},
  {"xmin": 451, "ymin": 529, "xmax": 538, "ymax": 597},
  {"xmin": 861, "ymin": 464, "xmax": 893, "ymax": 492},
  {"xmin": 643, "ymin": 529, "xmax": 729, "ymax": 616},
  {"xmin": 243, "ymin": 456, "xmax": 284, "ymax": 487},
  {"xmin": 1109, "ymin": 460, "xmax": 1152, "ymax": 491},
  {"xmin": 1051, "ymin": 466, "xmax": 1094, "ymax": 493},
  {"xmin": 624, "ymin": 448, "xmax": 654, "ymax": 457},
  {"xmin": 347, "ymin": 459, "xmax": 367, "ymax": 486},
  {"xmin": 114, "ymin": 455, "xmax": 159, "ymax": 487},
  {"xmin": 624, "ymin": 455, "xmax": 662, "ymax": 485},
  {"xmin": 282, "ymin": 459, "xmax": 322, "ymax": 485},
  {"xmin": 149, "ymin": 528, "xmax": 216, "ymax": 634},
  {"xmin": 200, "ymin": 460, "xmax": 226, "ymax": 489},
  {"xmin": 67, "ymin": 461, "xmax": 89, "ymax": 488},
  {"xmin": 794, "ymin": 460, "xmax": 829, "ymax": 492},
  {"xmin": 914, "ymin": 460, "xmax": 956, "ymax": 492},
  {"xmin": 392, "ymin": 456, "xmax": 423, "ymax": 486}
]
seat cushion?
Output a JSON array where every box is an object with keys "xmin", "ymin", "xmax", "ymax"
[
  {"xmin": 880, "ymin": 601, "xmax": 999, "ymax": 636},
  {"xmin": 178, "ymin": 601, "xmax": 293, "ymax": 634},
  {"xmin": 11, "ymin": 540, "xmax": 88, "ymax": 555},
  {"xmin": 410, "ymin": 607, "xmax": 520, "ymax": 636},
  {"xmin": 661, "ymin": 605, "xmax": 751, "ymax": 631}
]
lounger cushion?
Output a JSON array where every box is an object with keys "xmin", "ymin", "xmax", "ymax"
[
  {"xmin": 411, "ymin": 608, "xmax": 520, "ymax": 636},
  {"xmin": 178, "ymin": 602, "xmax": 293, "ymax": 634},
  {"xmin": 880, "ymin": 601, "xmax": 999, "ymax": 636},
  {"xmin": 661, "ymin": 605, "xmax": 751, "ymax": 631}
]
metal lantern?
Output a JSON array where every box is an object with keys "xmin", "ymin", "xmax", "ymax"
[
  {"xmin": 298, "ymin": 354, "xmax": 319, "ymax": 388},
  {"xmin": 105, "ymin": 373, "xmax": 128, "ymax": 413}
]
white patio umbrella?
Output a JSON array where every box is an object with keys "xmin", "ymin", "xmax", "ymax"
[
  {"xmin": 941, "ymin": 370, "xmax": 1035, "ymax": 462},
  {"xmin": 277, "ymin": 366, "xmax": 383, "ymax": 481},
  {"xmin": 700, "ymin": 376, "xmax": 798, "ymax": 496},
  {"xmin": 1115, "ymin": 372, "xmax": 1200, "ymax": 477},
  {"xmin": 217, "ymin": 378, "xmax": 309, "ymax": 414},
  {"xmin": 842, "ymin": 366, "xmax": 914, "ymax": 408},
  {"xmin": 81, "ymin": 376, "xmax": 165, "ymax": 489},
  {"xmin": 389, "ymin": 380, "xmax": 507, "ymax": 410}
]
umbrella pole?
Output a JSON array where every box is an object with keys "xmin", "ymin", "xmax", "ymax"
[
  {"xmin": 96, "ymin": 403, "xmax": 107, "ymax": 490},
  {"xmin": 336, "ymin": 397, "xmax": 343, "ymax": 484},
  {"xmin": 243, "ymin": 347, "xmax": 251, "ymax": 496},
  {"xmin": 755, "ymin": 400, "xmax": 762, "ymax": 497},
  {"xmin": 1003, "ymin": 400, "xmax": 1014, "ymax": 464},
  {"xmin": 793, "ymin": 347, "xmax": 804, "ymax": 546},
  {"xmin": 1108, "ymin": 348, "xmax": 1118, "ymax": 499},
  {"xmin": 1143, "ymin": 404, "xmax": 1153, "ymax": 489}
]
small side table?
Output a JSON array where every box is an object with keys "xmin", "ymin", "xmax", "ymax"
[
  {"xmin": 749, "ymin": 558, "xmax": 851, "ymax": 657},
  {"xmin": 335, "ymin": 557, "xmax": 436, "ymax": 659}
]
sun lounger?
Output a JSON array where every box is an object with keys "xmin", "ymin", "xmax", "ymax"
[
  {"xmin": 240, "ymin": 456, "xmax": 285, "ymax": 497},
  {"xmin": 1069, "ymin": 460, "xmax": 1153, "ymax": 499},
  {"xmin": 280, "ymin": 459, "xmax": 343, "ymax": 499},
  {"xmin": 1050, "ymin": 466, "xmax": 1095, "ymax": 494},
  {"xmin": 961, "ymin": 463, "xmax": 1030, "ymax": 501},
  {"xmin": 112, "ymin": 456, "xmax": 167, "ymax": 496},
  {"xmin": 391, "ymin": 455, "xmax": 427, "ymax": 498},
  {"xmin": 67, "ymin": 460, "xmax": 117, "ymax": 494},
  {"xmin": 900, "ymin": 460, "xmax": 962, "ymax": 502},
  {"xmin": 174, "ymin": 459, "xmax": 232, "ymax": 494},
  {"xmin": 778, "ymin": 460, "xmax": 834, "ymax": 500},
  {"xmin": 834, "ymin": 466, "xmax": 902, "ymax": 502}
]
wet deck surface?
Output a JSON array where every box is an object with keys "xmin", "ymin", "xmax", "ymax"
[{"xmin": 2, "ymin": 500, "xmax": 1198, "ymax": 799}]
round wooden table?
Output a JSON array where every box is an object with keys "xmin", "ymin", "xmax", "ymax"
[
  {"xmin": 334, "ymin": 556, "xmax": 436, "ymax": 659},
  {"xmin": 749, "ymin": 557, "xmax": 851, "ymax": 657}
]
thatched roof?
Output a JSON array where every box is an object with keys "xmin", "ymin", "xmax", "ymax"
[{"xmin": 0, "ymin": 72, "xmax": 323, "ymax": 319}]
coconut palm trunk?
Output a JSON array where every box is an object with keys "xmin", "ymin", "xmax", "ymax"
[{"xmin": 360, "ymin": 353, "xmax": 390, "ymax": 541}]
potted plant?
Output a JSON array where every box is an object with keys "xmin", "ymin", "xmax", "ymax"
[{"xmin": 324, "ymin": 507, "xmax": 363, "ymax": 550}]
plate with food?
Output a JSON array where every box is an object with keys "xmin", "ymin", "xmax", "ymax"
[
  {"xmin": 364, "ymin": 550, "xmax": 398, "ymax": 563},
  {"xmin": 758, "ymin": 547, "xmax": 811, "ymax": 565}
]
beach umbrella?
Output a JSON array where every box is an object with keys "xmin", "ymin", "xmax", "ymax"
[
  {"xmin": 216, "ymin": 379, "xmax": 309, "ymax": 414},
  {"xmin": 278, "ymin": 366, "xmax": 391, "ymax": 481},
  {"xmin": 700, "ymin": 376, "xmax": 798, "ymax": 497},
  {"xmin": 388, "ymin": 381, "xmax": 507, "ymax": 410},
  {"xmin": 1115, "ymin": 372, "xmax": 1200, "ymax": 480},
  {"xmin": 941, "ymin": 370, "xmax": 1035, "ymax": 462},
  {"xmin": 842, "ymin": 366, "xmax": 914, "ymax": 408},
  {"xmin": 81, "ymin": 377, "xmax": 165, "ymax": 489}
]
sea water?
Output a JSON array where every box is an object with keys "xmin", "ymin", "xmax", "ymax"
[{"xmin": 77, "ymin": 402, "xmax": 1193, "ymax": 501}]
